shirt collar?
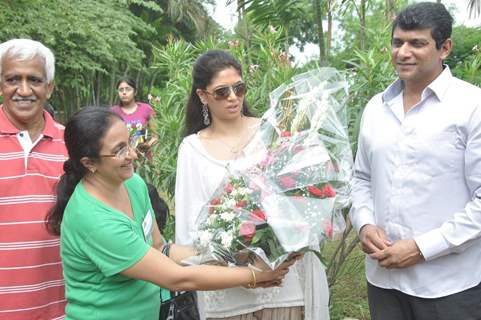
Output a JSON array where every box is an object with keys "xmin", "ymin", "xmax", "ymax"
[
  {"xmin": 382, "ymin": 65, "xmax": 453, "ymax": 104},
  {"xmin": 0, "ymin": 105, "xmax": 58, "ymax": 138}
]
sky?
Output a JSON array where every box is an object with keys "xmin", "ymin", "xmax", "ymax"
[{"xmin": 207, "ymin": 0, "xmax": 481, "ymax": 64}]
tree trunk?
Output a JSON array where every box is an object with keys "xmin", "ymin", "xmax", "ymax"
[
  {"xmin": 237, "ymin": 0, "xmax": 245, "ymax": 20},
  {"xmin": 385, "ymin": 0, "xmax": 396, "ymax": 20},
  {"xmin": 359, "ymin": 0, "xmax": 366, "ymax": 50},
  {"xmin": 327, "ymin": 0, "xmax": 332, "ymax": 58},
  {"xmin": 313, "ymin": 0, "xmax": 326, "ymax": 64}
]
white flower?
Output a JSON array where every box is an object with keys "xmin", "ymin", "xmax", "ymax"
[
  {"xmin": 223, "ymin": 198, "xmax": 237, "ymax": 208},
  {"xmin": 473, "ymin": 44, "xmax": 479, "ymax": 52},
  {"xmin": 269, "ymin": 25, "xmax": 276, "ymax": 33},
  {"xmin": 239, "ymin": 187, "xmax": 252, "ymax": 195},
  {"xmin": 199, "ymin": 230, "xmax": 212, "ymax": 247},
  {"xmin": 249, "ymin": 64, "xmax": 259, "ymax": 74},
  {"xmin": 220, "ymin": 211, "xmax": 235, "ymax": 222},
  {"xmin": 155, "ymin": 96, "xmax": 161, "ymax": 103},
  {"xmin": 220, "ymin": 231, "xmax": 233, "ymax": 248},
  {"xmin": 209, "ymin": 214, "xmax": 217, "ymax": 224},
  {"xmin": 147, "ymin": 94, "xmax": 153, "ymax": 101}
]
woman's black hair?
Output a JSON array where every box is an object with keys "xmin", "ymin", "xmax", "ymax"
[
  {"xmin": 46, "ymin": 107, "xmax": 122, "ymax": 235},
  {"xmin": 116, "ymin": 77, "xmax": 137, "ymax": 107},
  {"xmin": 184, "ymin": 50, "xmax": 254, "ymax": 136}
]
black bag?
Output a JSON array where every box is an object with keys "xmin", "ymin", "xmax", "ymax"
[
  {"xmin": 159, "ymin": 290, "xmax": 200, "ymax": 320},
  {"xmin": 159, "ymin": 243, "xmax": 200, "ymax": 320}
]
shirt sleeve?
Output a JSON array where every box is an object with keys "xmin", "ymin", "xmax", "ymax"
[
  {"xmin": 174, "ymin": 139, "xmax": 207, "ymax": 245},
  {"xmin": 415, "ymin": 103, "xmax": 481, "ymax": 260},
  {"xmin": 145, "ymin": 103, "xmax": 155, "ymax": 120},
  {"xmin": 82, "ymin": 211, "xmax": 151, "ymax": 277},
  {"xmin": 349, "ymin": 103, "xmax": 377, "ymax": 234}
]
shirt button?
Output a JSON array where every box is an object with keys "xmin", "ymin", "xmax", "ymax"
[{"xmin": 19, "ymin": 133, "xmax": 23, "ymax": 137}]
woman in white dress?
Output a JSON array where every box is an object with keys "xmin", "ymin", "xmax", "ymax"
[{"xmin": 174, "ymin": 50, "xmax": 330, "ymax": 320}]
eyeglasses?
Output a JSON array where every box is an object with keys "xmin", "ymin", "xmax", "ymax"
[
  {"xmin": 118, "ymin": 87, "xmax": 134, "ymax": 93},
  {"xmin": 99, "ymin": 139, "xmax": 136, "ymax": 159},
  {"xmin": 203, "ymin": 82, "xmax": 247, "ymax": 100}
]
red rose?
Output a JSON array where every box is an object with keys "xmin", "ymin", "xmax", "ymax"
[
  {"xmin": 250, "ymin": 209, "xmax": 266, "ymax": 222},
  {"xmin": 236, "ymin": 200, "xmax": 247, "ymax": 208},
  {"xmin": 279, "ymin": 175, "xmax": 296, "ymax": 189},
  {"xmin": 321, "ymin": 184, "xmax": 336, "ymax": 197},
  {"xmin": 210, "ymin": 198, "xmax": 221, "ymax": 206},
  {"xmin": 307, "ymin": 185, "xmax": 324, "ymax": 197},
  {"xmin": 239, "ymin": 221, "xmax": 256, "ymax": 241},
  {"xmin": 323, "ymin": 220, "xmax": 333, "ymax": 238},
  {"xmin": 260, "ymin": 154, "xmax": 275, "ymax": 167},
  {"xmin": 281, "ymin": 131, "xmax": 291, "ymax": 137},
  {"xmin": 224, "ymin": 183, "xmax": 234, "ymax": 193}
]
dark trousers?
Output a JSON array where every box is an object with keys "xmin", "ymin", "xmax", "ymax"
[{"xmin": 367, "ymin": 281, "xmax": 481, "ymax": 320}]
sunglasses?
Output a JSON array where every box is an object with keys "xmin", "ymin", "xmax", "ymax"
[{"xmin": 204, "ymin": 82, "xmax": 247, "ymax": 100}]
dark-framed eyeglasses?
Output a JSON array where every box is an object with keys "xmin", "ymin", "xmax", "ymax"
[
  {"xmin": 203, "ymin": 82, "xmax": 247, "ymax": 100},
  {"xmin": 99, "ymin": 139, "xmax": 136, "ymax": 159}
]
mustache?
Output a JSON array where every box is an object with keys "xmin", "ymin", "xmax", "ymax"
[{"xmin": 12, "ymin": 96, "xmax": 37, "ymax": 102}]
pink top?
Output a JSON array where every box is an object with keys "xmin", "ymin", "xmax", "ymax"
[{"xmin": 110, "ymin": 102, "xmax": 155, "ymax": 130}]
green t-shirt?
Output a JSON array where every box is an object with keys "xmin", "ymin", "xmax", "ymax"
[{"xmin": 61, "ymin": 174, "xmax": 160, "ymax": 320}]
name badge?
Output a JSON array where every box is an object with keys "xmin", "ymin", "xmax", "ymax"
[{"xmin": 142, "ymin": 210, "xmax": 153, "ymax": 241}]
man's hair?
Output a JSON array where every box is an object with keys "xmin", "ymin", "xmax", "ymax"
[
  {"xmin": 0, "ymin": 39, "xmax": 55, "ymax": 82},
  {"xmin": 392, "ymin": 2, "xmax": 453, "ymax": 49}
]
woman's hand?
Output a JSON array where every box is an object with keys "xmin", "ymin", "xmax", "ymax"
[{"xmin": 248, "ymin": 255, "xmax": 300, "ymax": 288}]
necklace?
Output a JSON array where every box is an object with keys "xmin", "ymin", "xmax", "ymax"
[{"xmin": 216, "ymin": 137, "xmax": 244, "ymax": 155}]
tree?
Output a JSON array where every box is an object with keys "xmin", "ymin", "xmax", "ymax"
[
  {"xmin": 0, "ymin": 0, "xmax": 162, "ymax": 118},
  {"xmin": 468, "ymin": 0, "xmax": 481, "ymax": 17}
]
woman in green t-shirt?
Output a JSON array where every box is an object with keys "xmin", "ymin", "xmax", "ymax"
[{"xmin": 46, "ymin": 107, "xmax": 295, "ymax": 320}]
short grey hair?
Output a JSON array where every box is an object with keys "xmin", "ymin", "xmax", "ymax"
[{"xmin": 0, "ymin": 39, "xmax": 55, "ymax": 83}]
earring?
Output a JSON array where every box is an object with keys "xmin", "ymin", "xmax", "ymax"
[
  {"xmin": 202, "ymin": 104, "xmax": 210, "ymax": 126},
  {"xmin": 90, "ymin": 168, "xmax": 96, "ymax": 174}
]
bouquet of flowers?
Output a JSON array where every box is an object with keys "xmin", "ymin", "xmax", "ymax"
[{"xmin": 192, "ymin": 68, "xmax": 352, "ymax": 269}]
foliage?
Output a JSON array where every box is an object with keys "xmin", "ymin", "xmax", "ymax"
[
  {"xmin": 0, "ymin": 0, "xmax": 217, "ymax": 121},
  {"xmin": 0, "ymin": 0, "xmax": 155, "ymax": 119},
  {"xmin": 446, "ymin": 26, "xmax": 481, "ymax": 68},
  {"xmin": 448, "ymin": 26, "xmax": 481, "ymax": 87}
]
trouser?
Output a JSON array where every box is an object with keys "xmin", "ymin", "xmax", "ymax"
[{"xmin": 367, "ymin": 281, "xmax": 481, "ymax": 320}]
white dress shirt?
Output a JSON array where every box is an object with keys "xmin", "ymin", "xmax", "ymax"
[
  {"xmin": 350, "ymin": 67, "xmax": 481, "ymax": 298},
  {"xmin": 175, "ymin": 134, "xmax": 330, "ymax": 319}
]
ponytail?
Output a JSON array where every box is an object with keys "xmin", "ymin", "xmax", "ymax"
[{"xmin": 46, "ymin": 159, "xmax": 85, "ymax": 235}]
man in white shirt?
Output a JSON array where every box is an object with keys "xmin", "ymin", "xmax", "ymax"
[{"xmin": 350, "ymin": 2, "xmax": 481, "ymax": 319}]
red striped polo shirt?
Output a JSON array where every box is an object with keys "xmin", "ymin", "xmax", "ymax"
[{"xmin": 0, "ymin": 106, "xmax": 67, "ymax": 319}]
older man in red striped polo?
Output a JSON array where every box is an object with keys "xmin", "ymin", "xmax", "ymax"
[{"xmin": 0, "ymin": 39, "xmax": 67, "ymax": 319}]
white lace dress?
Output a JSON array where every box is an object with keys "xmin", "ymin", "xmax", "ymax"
[{"xmin": 175, "ymin": 134, "xmax": 330, "ymax": 320}]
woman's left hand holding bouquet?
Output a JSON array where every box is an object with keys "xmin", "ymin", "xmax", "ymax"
[{"xmin": 245, "ymin": 252, "xmax": 303, "ymax": 288}]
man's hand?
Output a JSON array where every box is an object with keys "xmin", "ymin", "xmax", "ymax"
[
  {"xmin": 370, "ymin": 239, "xmax": 424, "ymax": 269},
  {"xmin": 359, "ymin": 224, "xmax": 392, "ymax": 254}
]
